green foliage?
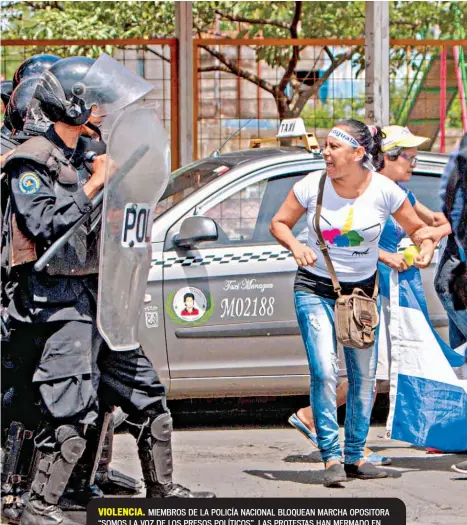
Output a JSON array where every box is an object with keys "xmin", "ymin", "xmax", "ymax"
[
  {"xmin": 302, "ymin": 98, "xmax": 365, "ymax": 130},
  {"xmin": 390, "ymin": 1, "xmax": 466, "ymax": 39},
  {"xmin": 2, "ymin": 1, "xmax": 175, "ymax": 43},
  {"xmin": 3, "ymin": 1, "xmax": 462, "ymax": 60},
  {"xmin": 202, "ymin": 2, "xmax": 366, "ymax": 70},
  {"xmin": 447, "ymin": 97, "xmax": 464, "ymax": 129},
  {"xmin": 1, "ymin": 1, "xmax": 464, "ymax": 122}
]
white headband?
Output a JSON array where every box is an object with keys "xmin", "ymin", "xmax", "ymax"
[
  {"xmin": 327, "ymin": 127, "xmax": 376, "ymax": 171},
  {"xmin": 328, "ymin": 127, "xmax": 360, "ymax": 148}
]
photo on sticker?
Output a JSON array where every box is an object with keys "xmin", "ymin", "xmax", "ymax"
[{"xmin": 172, "ymin": 287, "xmax": 207, "ymax": 322}]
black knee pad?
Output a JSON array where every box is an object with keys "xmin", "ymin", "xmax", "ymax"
[
  {"xmin": 150, "ymin": 412, "xmax": 173, "ymax": 442},
  {"xmin": 55, "ymin": 424, "xmax": 85, "ymax": 445},
  {"xmin": 149, "ymin": 413, "xmax": 173, "ymax": 484},
  {"xmin": 32, "ymin": 425, "xmax": 86, "ymax": 505},
  {"xmin": 135, "ymin": 412, "xmax": 173, "ymax": 486}
]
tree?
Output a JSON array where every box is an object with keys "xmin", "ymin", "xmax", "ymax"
[{"xmin": 2, "ymin": 1, "xmax": 465, "ymax": 119}]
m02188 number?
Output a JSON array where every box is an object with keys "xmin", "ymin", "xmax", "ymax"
[{"xmin": 220, "ymin": 297, "xmax": 275, "ymax": 319}]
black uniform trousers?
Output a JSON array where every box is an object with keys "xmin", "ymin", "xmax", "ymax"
[{"xmin": 7, "ymin": 316, "xmax": 167, "ymax": 437}]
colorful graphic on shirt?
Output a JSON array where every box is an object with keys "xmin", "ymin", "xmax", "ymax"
[
  {"xmin": 18, "ymin": 172, "xmax": 41, "ymax": 195},
  {"xmin": 314, "ymin": 208, "xmax": 381, "ymax": 248}
]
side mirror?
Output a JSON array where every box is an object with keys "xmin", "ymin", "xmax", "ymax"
[{"xmin": 173, "ymin": 216, "xmax": 218, "ymax": 249}]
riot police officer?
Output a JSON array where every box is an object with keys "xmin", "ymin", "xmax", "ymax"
[
  {"xmin": 12, "ymin": 54, "xmax": 61, "ymax": 90},
  {"xmin": 2, "ymin": 72, "xmax": 143, "ymax": 525},
  {"xmin": 3, "ymin": 55, "xmax": 214, "ymax": 525},
  {"xmin": 2, "ymin": 53, "xmax": 60, "ymax": 160}
]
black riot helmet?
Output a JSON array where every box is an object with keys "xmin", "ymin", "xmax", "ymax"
[
  {"xmin": 5, "ymin": 76, "xmax": 42, "ymax": 133},
  {"xmin": 34, "ymin": 56, "xmax": 96, "ymax": 126},
  {"xmin": 32, "ymin": 53, "xmax": 155, "ymax": 127},
  {"xmin": 12, "ymin": 54, "xmax": 60, "ymax": 90},
  {"xmin": 1, "ymin": 80, "xmax": 14, "ymax": 108}
]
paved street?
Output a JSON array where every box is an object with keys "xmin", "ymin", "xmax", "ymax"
[{"xmin": 65, "ymin": 424, "xmax": 467, "ymax": 525}]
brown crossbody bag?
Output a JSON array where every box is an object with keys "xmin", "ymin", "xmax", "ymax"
[{"xmin": 314, "ymin": 172, "xmax": 379, "ymax": 349}]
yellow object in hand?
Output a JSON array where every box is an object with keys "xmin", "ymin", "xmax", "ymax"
[{"xmin": 403, "ymin": 245, "xmax": 421, "ymax": 266}]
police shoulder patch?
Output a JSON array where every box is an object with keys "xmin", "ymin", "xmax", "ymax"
[{"xmin": 18, "ymin": 172, "xmax": 41, "ymax": 195}]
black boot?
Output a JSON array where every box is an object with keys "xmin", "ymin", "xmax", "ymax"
[
  {"xmin": 20, "ymin": 425, "xmax": 86, "ymax": 525},
  {"xmin": 63, "ymin": 412, "xmax": 142, "ymax": 509},
  {"xmin": 92, "ymin": 411, "xmax": 142, "ymax": 495},
  {"xmin": 94, "ymin": 466, "xmax": 143, "ymax": 495},
  {"xmin": 60, "ymin": 460, "xmax": 104, "ymax": 511},
  {"xmin": 134, "ymin": 411, "xmax": 215, "ymax": 498}
]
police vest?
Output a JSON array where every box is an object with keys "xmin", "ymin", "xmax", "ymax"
[{"xmin": 2, "ymin": 135, "xmax": 100, "ymax": 277}]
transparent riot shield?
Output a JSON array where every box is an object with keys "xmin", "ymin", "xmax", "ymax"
[
  {"xmin": 97, "ymin": 104, "xmax": 170, "ymax": 350},
  {"xmin": 73, "ymin": 53, "xmax": 155, "ymax": 117}
]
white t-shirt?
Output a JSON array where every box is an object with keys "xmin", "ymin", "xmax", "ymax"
[{"xmin": 293, "ymin": 171, "xmax": 407, "ymax": 282}]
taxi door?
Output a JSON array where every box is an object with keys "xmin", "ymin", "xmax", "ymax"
[{"xmin": 161, "ymin": 163, "xmax": 317, "ymax": 397}]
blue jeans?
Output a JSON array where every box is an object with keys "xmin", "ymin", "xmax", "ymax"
[
  {"xmin": 438, "ymin": 293, "xmax": 467, "ymax": 350},
  {"xmin": 294, "ymin": 291, "xmax": 377, "ymax": 464}
]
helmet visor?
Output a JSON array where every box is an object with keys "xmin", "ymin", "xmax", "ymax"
[
  {"xmin": 71, "ymin": 53, "xmax": 154, "ymax": 117},
  {"xmin": 34, "ymin": 68, "xmax": 68, "ymax": 109},
  {"xmin": 24, "ymin": 70, "xmax": 63, "ymax": 133}
]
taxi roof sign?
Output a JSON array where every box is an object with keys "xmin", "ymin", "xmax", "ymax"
[
  {"xmin": 276, "ymin": 118, "xmax": 308, "ymax": 139},
  {"xmin": 249, "ymin": 117, "xmax": 320, "ymax": 152}
]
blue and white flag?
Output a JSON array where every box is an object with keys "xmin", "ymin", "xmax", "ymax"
[{"xmin": 383, "ymin": 265, "xmax": 467, "ymax": 452}]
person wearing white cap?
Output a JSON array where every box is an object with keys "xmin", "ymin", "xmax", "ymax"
[
  {"xmin": 376, "ymin": 125, "xmax": 455, "ymax": 423},
  {"xmin": 378, "ymin": 125, "xmax": 452, "ymax": 262},
  {"xmin": 380, "ymin": 124, "xmax": 429, "ymax": 151}
]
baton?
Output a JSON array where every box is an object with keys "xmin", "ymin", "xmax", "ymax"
[
  {"xmin": 89, "ymin": 410, "xmax": 112, "ymax": 486},
  {"xmin": 34, "ymin": 144, "xmax": 150, "ymax": 272}
]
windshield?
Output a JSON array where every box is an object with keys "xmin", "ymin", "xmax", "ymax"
[{"xmin": 154, "ymin": 158, "xmax": 234, "ymax": 219}]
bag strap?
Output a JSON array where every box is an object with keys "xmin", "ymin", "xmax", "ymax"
[
  {"xmin": 314, "ymin": 172, "xmax": 379, "ymax": 299},
  {"xmin": 372, "ymin": 267, "xmax": 379, "ymax": 299},
  {"xmin": 314, "ymin": 172, "xmax": 342, "ymax": 295}
]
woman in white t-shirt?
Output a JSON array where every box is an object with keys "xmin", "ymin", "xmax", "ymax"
[{"xmin": 270, "ymin": 119, "xmax": 435, "ymax": 487}]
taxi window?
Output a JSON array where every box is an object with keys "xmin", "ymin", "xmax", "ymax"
[
  {"xmin": 404, "ymin": 172, "xmax": 442, "ymax": 212},
  {"xmin": 154, "ymin": 160, "xmax": 234, "ymax": 219},
  {"xmin": 202, "ymin": 172, "xmax": 311, "ymax": 246}
]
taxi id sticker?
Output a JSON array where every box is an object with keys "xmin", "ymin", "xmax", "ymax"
[
  {"xmin": 167, "ymin": 287, "xmax": 215, "ymax": 326},
  {"xmin": 144, "ymin": 305, "xmax": 159, "ymax": 328},
  {"xmin": 19, "ymin": 172, "xmax": 41, "ymax": 195}
]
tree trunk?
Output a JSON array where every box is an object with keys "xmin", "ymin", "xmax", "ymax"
[
  {"xmin": 276, "ymin": 97, "xmax": 302, "ymax": 120},
  {"xmin": 275, "ymin": 96, "xmax": 304, "ymax": 146}
]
